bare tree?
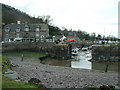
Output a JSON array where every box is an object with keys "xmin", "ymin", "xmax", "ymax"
[{"xmin": 37, "ymin": 15, "xmax": 53, "ymax": 25}]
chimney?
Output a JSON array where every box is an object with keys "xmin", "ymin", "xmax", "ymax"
[{"xmin": 17, "ymin": 21, "xmax": 21, "ymax": 24}]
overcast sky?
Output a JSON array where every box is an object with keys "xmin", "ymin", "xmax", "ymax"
[{"xmin": 0, "ymin": 0, "xmax": 119, "ymax": 37}]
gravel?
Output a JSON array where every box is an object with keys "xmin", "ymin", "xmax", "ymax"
[{"xmin": 7, "ymin": 56, "xmax": 119, "ymax": 88}]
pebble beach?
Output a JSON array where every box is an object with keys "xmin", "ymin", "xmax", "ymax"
[{"xmin": 7, "ymin": 56, "xmax": 119, "ymax": 88}]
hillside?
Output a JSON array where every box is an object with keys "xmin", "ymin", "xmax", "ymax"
[
  {"xmin": 1, "ymin": 3, "xmax": 106, "ymax": 39},
  {"xmin": 1, "ymin": 3, "xmax": 61, "ymax": 35},
  {"xmin": 2, "ymin": 3, "xmax": 43, "ymax": 26}
]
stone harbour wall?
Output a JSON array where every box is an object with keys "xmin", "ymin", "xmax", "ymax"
[
  {"xmin": 2, "ymin": 42, "xmax": 71, "ymax": 60},
  {"xmin": 92, "ymin": 44, "xmax": 119, "ymax": 62}
]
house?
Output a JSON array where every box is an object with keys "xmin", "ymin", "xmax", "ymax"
[
  {"xmin": 66, "ymin": 31, "xmax": 80, "ymax": 43},
  {"xmin": 46, "ymin": 36, "xmax": 53, "ymax": 42},
  {"xmin": 2, "ymin": 21, "xmax": 49, "ymax": 42}
]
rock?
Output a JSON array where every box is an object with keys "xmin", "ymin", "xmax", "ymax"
[
  {"xmin": 59, "ymin": 82, "xmax": 63, "ymax": 84},
  {"xmin": 5, "ymin": 69, "xmax": 15, "ymax": 74},
  {"xmin": 99, "ymin": 85, "xmax": 115, "ymax": 89},
  {"xmin": 45, "ymin": 71, "xmax": 51, "ymax": 73},
  {"xmin": 108, "ymin": 85, "xmax": 115, "ymax": 89},
  {"xmin": 15, "ymin": 79, "xmax": 21, "ymax": 82},
  {"xmin": 4, "ymin": 69, "xmax": 18, "ymax": 80},
  {"xmin": 28, "ymin": 78, "xmax": 46, "ymax": 88},
  {"xmin": 43, "ymin": 78, "xmax": 47, "ymax": 80},
  {"xmin": 28, "ymin": 78, "xmax": 41, "ymax": 84}
]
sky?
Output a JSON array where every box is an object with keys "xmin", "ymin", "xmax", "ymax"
[{"xmin": 0, "ymin": 0, "xmax": 119, "ymax": 37}]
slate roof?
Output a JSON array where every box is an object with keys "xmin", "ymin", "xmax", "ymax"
[
  {"xmin": 3, "ymin": 23, "xmax": 25, "ymax": 32},
  {"xmin": 3, "ymin": 23, "xmax": 49, "ymax": 32},
  {"xmin": 46, "ymin": 36, "xmax": 53, "ymax": 39}
]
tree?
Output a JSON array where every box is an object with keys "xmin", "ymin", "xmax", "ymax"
[
  {"xmin": 90, "ymin": 32, "xmax": 96, "ymax": 41},
  {"xmin": 97, "ymin": 34, "xmax": 102, "ymax": 40},
  {"xmin": 48, "ymin": 25, "xmax": 61, "ymax": 35},
  {"xmin": 37, "ymin": 15, "xmax": 53, "ymax": 25}
]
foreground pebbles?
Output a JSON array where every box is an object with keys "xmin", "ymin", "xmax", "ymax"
[{"xmin": 8, "ymin": 56, "xmax": 119, "ymax": 88}]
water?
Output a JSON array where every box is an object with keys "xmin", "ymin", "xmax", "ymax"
[
  {"xmin": 4, "ymin": 51, "xmax": 119, "ymax": 72},
  {"xmin": 41, "ymin": 50, "xmax": 119, "ymax": 72},
  {"xmin": 41, "ymin": 50, "xmax": 92, "ymax": 69},
  {"xmin": 71, "ymin": 50, "xmax": 91, "ymax": 69}
]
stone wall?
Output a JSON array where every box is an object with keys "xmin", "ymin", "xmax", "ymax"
[
  {"xmin": 2, "ymin": 42, "xmax": 71, "ymax": 60},
  {"xmin": 0, "ymin": 30, "xmax": 2, "ymax": 41},
  {"xmin": 92, "ymin": 44, "xmax": 119, "ymax": 62},
  {"xmin": 52, "ymin": 44, "xmax": 71, "ymax": 60}
]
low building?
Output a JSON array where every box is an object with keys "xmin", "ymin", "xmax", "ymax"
[
  {"xmin": 2, "ymin": 21, "xmax": 49, "ymax": 42},
  {"xmin": 46, "ymin": 36, "xmax": 53, "ymax": 42}
]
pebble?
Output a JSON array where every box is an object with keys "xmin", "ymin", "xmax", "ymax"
[{"xmin": 7, "ymin": 56, "xmax": 119, "ymax": 88}]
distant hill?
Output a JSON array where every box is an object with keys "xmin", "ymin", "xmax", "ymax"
[
  {"xmin": 2, "ymin": 3, "xmax": 44, "ymax": 26},
  {"xmin": 1, "ymin": 3, "xmax": 61, "ymax": 35}
]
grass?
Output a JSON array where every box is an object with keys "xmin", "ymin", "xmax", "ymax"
[
  {"xmin": 2, "ymin": 56, "xmax": 13, "ymax": 74},
  {"xmin": 0, "ymin": 55, "xmax": 2, "ymax": 89},
  {"xmin": 84, "ymin": 86, "xmax": 98, "ymax": 89},
  {"xmin": 2, "ymin": 55, "xmax": 45, "ymax": 89},
  {"xmin": 3, "ymin": 51, "xmax": 48, "ymax": 59},
  {"xmin": 2, "ymin": 76, "xmax": 41, "ymax": 88}
]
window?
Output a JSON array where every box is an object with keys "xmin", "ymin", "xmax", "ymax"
[
  {"xmin": 5, "ymin": 38, "xmax": 9, "ymax": 42},
  {"xmin": 36, "ymin": 26, "xmax": 41, "ymax": 31},
  {"xmin": 36, "ymin": 28, "xmax": 39, "ymax": 31},
  {"xmin": 5, "ymin": 34, "xmax": 9, "ymax": 42},
  {"xmin": 16, "ymin": 28, "xmax": 20, "ymax": 32},
  {"xmin": 6, "ymin": 34, "xmax": 9, "ymax": 38},
  {"xmin": 25, "ymin": 27, "xmax": 29, "ymax": 31},
  {"xmin": 41, "ymin": 35, "xmax": 44, "ymax": 38},
  {"xmin": 5, "ymin": 27, "xmax": 10, "ymax": 32},
  {"xmin": 36, "ymin": 33, "xmax": 39, "ymax": 37}
]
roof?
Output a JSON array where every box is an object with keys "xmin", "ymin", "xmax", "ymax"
[
  {"xmin": 66, "ymin": 36, "xmax": 80, "ymax": 42},
  {"xmin": 66, "ymin": 39, "xmax": 77, "ymax": 42},
  {"xmin": 46, "ymin": 36, "xmax": 53, "ymax": 39},
  {"xmin": 54, "ymin": 35, "xmax": 63, "ymax": 39},
  {"xmin": 3, "ymin": 23, "xmax": 25, "ymax": 32},
  {"xmin": 3, "ymin": 23, "xmax": 49, "ymax": 32}
]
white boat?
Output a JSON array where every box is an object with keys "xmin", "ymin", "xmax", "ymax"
[
  {"xmin": 72, "ymin": 48, "xmax": 79, "ymax": 56},
  {"xmin": 82, "ymin": 46, "xmax": 88, "ymax": 51}
]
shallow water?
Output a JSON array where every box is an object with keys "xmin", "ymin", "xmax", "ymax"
[
  {"xmin": 71, "ymin": 50, "xmax": 92, "ymax": 69},
  {"xmin": 40, "ymin": 50, "xmax": 119, "ymax": 72},
  {"xmin": 4, "ymin": 51, "xmax": 119, "ymax": 72},
  {"xmin": 40, "ymin": 50, "xmax": 92, "ymax": 69}
]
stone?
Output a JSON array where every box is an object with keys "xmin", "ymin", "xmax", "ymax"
[
  {"xmin": 15, "ymin": 80, "xmax": 21, "ymax": 82},
  {"xmin": 28, "ymin": 78, "xmax": 41, "ymax": 84},
  {"xmin": 4, "ymin": 70, "xmax": 18, "ymax": 80},
  {"xmin": 99, "ymin": 85, "xmax": 115, "ymax": 89}
]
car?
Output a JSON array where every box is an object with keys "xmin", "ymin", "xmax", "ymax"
[{"xmin": 82, "ymin": 46, "xmax": 88, "ymax": 51}]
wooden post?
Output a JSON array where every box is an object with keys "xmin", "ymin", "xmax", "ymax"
[
  {"xmin": 69, "ymin": 44, "xmax": 72, "ymax": 59},
  {"xmin": 105, "ymin": 64, "xmax": 108, "ymax": 72},
  {"xmin": 21, "ymin": 54, "xmax": 23, "ymax": 62}
]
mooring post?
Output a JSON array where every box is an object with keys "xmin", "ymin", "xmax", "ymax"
[
  {"xmin": 21, "ymin": 54, "xmax": 24, "ymax": 62},
  {"xmin": 105, "ymin": 64, "xmax": 108, "ymax": 72}
]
